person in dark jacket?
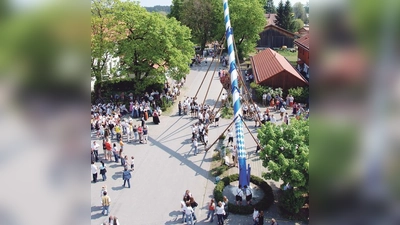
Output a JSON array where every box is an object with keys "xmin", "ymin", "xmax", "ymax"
[{"xmin": 122, "ymin": 168, "xmax": 131, "ymax": 188}]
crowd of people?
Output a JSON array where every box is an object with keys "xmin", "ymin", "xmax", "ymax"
[{"xmin": 181, "ymin": 190, "xmax": 230, "ymax": 225}]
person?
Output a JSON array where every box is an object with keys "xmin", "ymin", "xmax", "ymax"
[
  {"xmin": 279, "ymin": 105, "xmax": 286, "ymax": 120},
  {"xmin": 244, "ymin": 185, "xmax": 253, "ymax": 205},
  {"xmin": 270, "ymin": 218, "xmax": 278, "ymax": 225},
  {"xmin": 214, "ymin": 111, "xmax": 220, "ymax": 127},
  {"xmin": 284, "ymin": 112, "xmax": 290, "ymax": 125},
  {"xmin": 122, "ymin": 167, "xmax": 131, "ymax": 188},
  {"xmin": 206, "ymin": 198, "xmax": 215, "ymax": 222},
  {"xmin": 180, "ymin": 200, "xmax": 187, "ymax": 223},
  {"xmin": 231, "ymin": 145, "xmax": 237, "ymax": 167},
  {"xmin": 102, "ymin": 138, "xmax": 107, "ymax": 160},
  {"xmin": 105, "ymin": 139, "xmax": 112, "ymax": 161},
  {"xmin": 152, "ymin": 111, "xmax": 160, "ymax": 124},
  {"xmin": 112, "ymin": 143, "xmax": 119, "ymax": 163},
  {"xmin": 132, "ymin": 125, "xmax": 138, "ymax": 142},
  {"xmin": 119, "ymin": 138, "xmax": 124, "ymax": 151},
  {"xmin": 102, "ymin": 191, "xmax": 111, "ymax": 215},
  {"xmin": 192, "ymin": 138, "xmax": 198, "ymax": 156},
  {"xmin": 215, "ymin": 201, "xmax": 226, "ymax": 225},
  {"xmin": 227, "ymin": 129, "xmax": 233, "ymax": 145},
  {"xmin": 183, "ymin": 190, "xmax": 192, "ymax": 202},
  {"xmin": 184, "ymin": 201, "xmax": 194, "ymax": 225},
  {"xmin": 262, "ymin": 93, "xmax": 267, "ymax": 106},
  {"xmin": 91, "ymin": 161, "xmax": 98, "ymax": 183},
  {"xmin": 203, "ymin": 132, "xmax": 209, "ymax": 150},
  {"xmin": 108, "ymin": 215, "xmax": 120, "ymax": 225},
  {"xmin": 252, "ymin": 207, "xmax": 259, "ymax": 225},
  {"xmin": 91, "ymin": 141, "xmax": 99, "ymax": 162},
  {"xmin": 236, "ymin": 185, "xmax": 243, "ymax": 205},
  {"xmin": 119, "ymin": 149, "xmax": 125, "ymax": 166},
  {"xmin": 178, "ymin": 101, "xmax": 182, "ymax": 116},
  {"xmin": 189, "ymin": 197, "xmax": 198, "ymax": 221},
  {"xmin": 258, "ymin": 210, "xmax": 264, "ymax": 225},
  {"xmin": 142, "ymin": 125, "xmax": 148, "ymax": 144},
  {"xmin": 100, "ymin": 185, "xmax": 107, "ymax": 205},
  {"xmin": 99, "ymin": 160, "xmax": 107, "ymax": 181},
  {"xmin": 137, "ymin": 125, "xmax": 143, "ymax": 143},
  {"xmin": 222, "ymin": 196, "xmax": 229, "ymax": 220},
  {"xmin": 130, "ymin": 156, "xmax": 134, "ymax": 171}
]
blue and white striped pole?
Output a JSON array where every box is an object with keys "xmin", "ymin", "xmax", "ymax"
[{"xmin": 223, "ymin": 0, "xmax": 249, "ymax": 187}]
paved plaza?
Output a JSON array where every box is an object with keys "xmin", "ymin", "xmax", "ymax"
[{"xmin": 91, "ymin": 58, "xmax": 307, "ymax": 225}]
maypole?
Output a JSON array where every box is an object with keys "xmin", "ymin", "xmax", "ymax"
[{"xmin": 222, "ymin": 0, "xmax": 249, "ymax": 187}]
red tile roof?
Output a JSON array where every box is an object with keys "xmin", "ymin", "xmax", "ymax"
[
  {"xmin": 264, "ymin": 13, "xmax": 276, "ymax": 26},
  {"xmin": 294, "ymin": 34, "xmax": 309, "ymax": 50},
  {"xmin": 262, "ymin": 24, "xmax": 297, "ymax": 38},
  {"xmin": 250, "ymin": 48, "xmax": 308, "ymax": 84}
]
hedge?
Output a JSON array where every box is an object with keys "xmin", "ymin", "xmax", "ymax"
[{"xmin": 213, "ymin": 174, "xmax": 274, "ymax": 214}]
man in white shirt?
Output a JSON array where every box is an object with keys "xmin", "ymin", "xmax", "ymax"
[
  {"xmin": 91, "ymin": 141, "xmax": 100, "ymax": 162},
  {"xmin": 214, "ymin": 111, "xmax": 221, "ymax": 127},
  {"xmin": 91, "ymin": 161, "xmax": 98, "ymax": 183},
  {"xmin": 262, "ymin": 93, "xmax": 267, "ymax": 106}
]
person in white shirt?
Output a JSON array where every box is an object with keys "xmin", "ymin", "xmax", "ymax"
[
  {"xmin": 203, "ymin": 132, "xmax": 209, "ymax": 150},
  {"xmin": 180, "ymin": 200, "xmax": 187, "ymax": 223},
  {"xmin": 244, "ymin": 185, "xmax": 253, "ymax": 205},
  {"xmin": 91, "ymin": 161, "xmax": 98, "ymax": 183},
  {"xmin": 192, "ymin": 138, "xmax": 198, "ymax": 156},
  {"xmin": 227, "ymin": 129, "xmax": 233, "ymax": 145},
  {"xmin": 262, "ymin": 93, "xmax": 267, "ymax": 106},
  {"xmin": 279, "ymin": 106, "xmax": 286, "ymax": 120},
  {"xmin": 215, "ymin": 201, "xmax": 226, "ymax": 225},
  {"xmin": 270, "ymin": 114, "xmax": 276, "ymax": 124},
  {"xmin": 252, "ymin": 207, "xmax": 259, "ymax": 225},
  {"xmin": 91, "ymin": 141, "xmax": 100, "ymax": 162},
  {"xmin": 184, "ymin": 201, "xmax": 194, "ymax": 225},
  {"xmin": 214, "ymin": 111, "xmax": 221, "ymax": 127}
]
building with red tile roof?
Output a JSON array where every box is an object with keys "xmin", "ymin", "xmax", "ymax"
[
  {"xmin": 294, "ymin": 34, "xmax": 310, "ymax": 79},
  {"xmin": 250, "ymin": 48, "xmax": 308, "ymax": 91}
]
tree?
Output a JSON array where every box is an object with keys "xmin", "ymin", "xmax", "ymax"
[
  {"xmin": 258, "ymin": 119, "xmax": 309, "ymax": 213},
  {"xmin": 304, "ymin": 1, "xmax": 309, "ymax": 14},
  {"xmin": 180, "ymin": 0, "xmax": 218, "ymax": 51},
  {"xmin": 274, "ymin": 0, "xmax": 295, "ymax": 32},
  {"xmin": 264, "ymin": 0, "xmax": 276, "ymax": 14},
  {"xmin": 168, "ymin": 0, "xmax": 183, "ymax": 21},
  {"xmin": 91, "ymin": 0, "xmax": 122, "ymax": 98},
  {"xmin": 292, "ymin": 2, "xmax": 307, "ymax": 23},
  {"xmin": 213, "ymin": 0, "xmax": 266, "ymax": 60},
  {"xmin": 113, "ymin": 1, "xmax": 194, "ymax": 93},
  {"xmin": 293, "ymin": 18, "xmax": 304, "ymax": 31}
]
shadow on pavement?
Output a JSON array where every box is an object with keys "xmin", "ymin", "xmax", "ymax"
[
  {"xmin": 111, "ymin": 185, "xmax": 125, "ymax": 191},
  {"xmin": 148, "ymin": 136, "xmax": 211, "ymax": 181},
  {"xmin": 91, "ymin": 212, "xmax": 105, "ymax": 220},
  {"xmin": 111, "ymin": 171, "xmax": 122, "ymax": 180}
]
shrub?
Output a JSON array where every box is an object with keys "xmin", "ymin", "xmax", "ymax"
[
  {"xmin": 278, "ymin": 189, "xmax": 306, "ymax": 214},
  {"xmin": 249, "ymin": 82, "xmax": 283, "ymax": 101},
  {"xmin": 210, "ymin": 164, "xmax": 229, "ymax": 177},
  {"xmin": 288, "ymin": 87, "xmax": 309, "ymax": 104},
  {"xmin": 221, "ymin": 106, "xmax": 233, "ymax": 119},
  {"xmin": 213, "ymin": 174, "xmax": 274, "ymax": 215}
]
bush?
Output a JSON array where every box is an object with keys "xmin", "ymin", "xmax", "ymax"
[
  {"xmin": 278, "ymin": 189, "xmax": 306, "ymax": 214},
  {"xmin": 210, "ymin": 164, "xmax": 229, "ymax": 177},
  {"xmin": 213, "ymin": 174, "xmax": 274, "ymax": 215},
  {"xmin": 221, "ymin": 106, "xmax": 233, "ymax": 119},
  {"xmin": 250, "ymin": 82, "xmax": 283, "ymax": 101},
  {"xmin": 288, "ymin": 87, "xmax": 309, "ymax": 104}
]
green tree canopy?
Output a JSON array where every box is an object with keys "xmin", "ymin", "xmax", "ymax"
[
  {"xmin": 274, "ymin": 0, "xmax": 295, "ymax": 32},
  {"xmin": 91, "ymin": 0, "xmax": 122, "ymax": 97},
  {"xmin": 258, "ymin": 119, "xmax": 309, "ymax": 212},
  {"xmin": 180, "ymin": 0, "xmax": 218, "ymax": 51},
  {"xmin": 214, "ymin": 0, "xmax": 266, "ymax": 60},
  {"xmin": 113, "ymin": 1, "xmax": 194, "ymax": 93},
  {"xmin": 168, "ymin": 0, "xmax": 183, "ymax": 21},
  {"xmin": 264, "ymin": 0, "xmax": 277, "ymax": 14},
  {"xmin": 293, "ymin": 18, "xmax": 304, "ymax": 31},
  {"xmin": 293, "ymin": 2, "xmax": 307, "ymax": 23}
]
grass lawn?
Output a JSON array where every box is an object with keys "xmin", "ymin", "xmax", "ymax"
[{"xmin": 274, "ymin": 49, "xmax": 298, "ymax": 67}]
